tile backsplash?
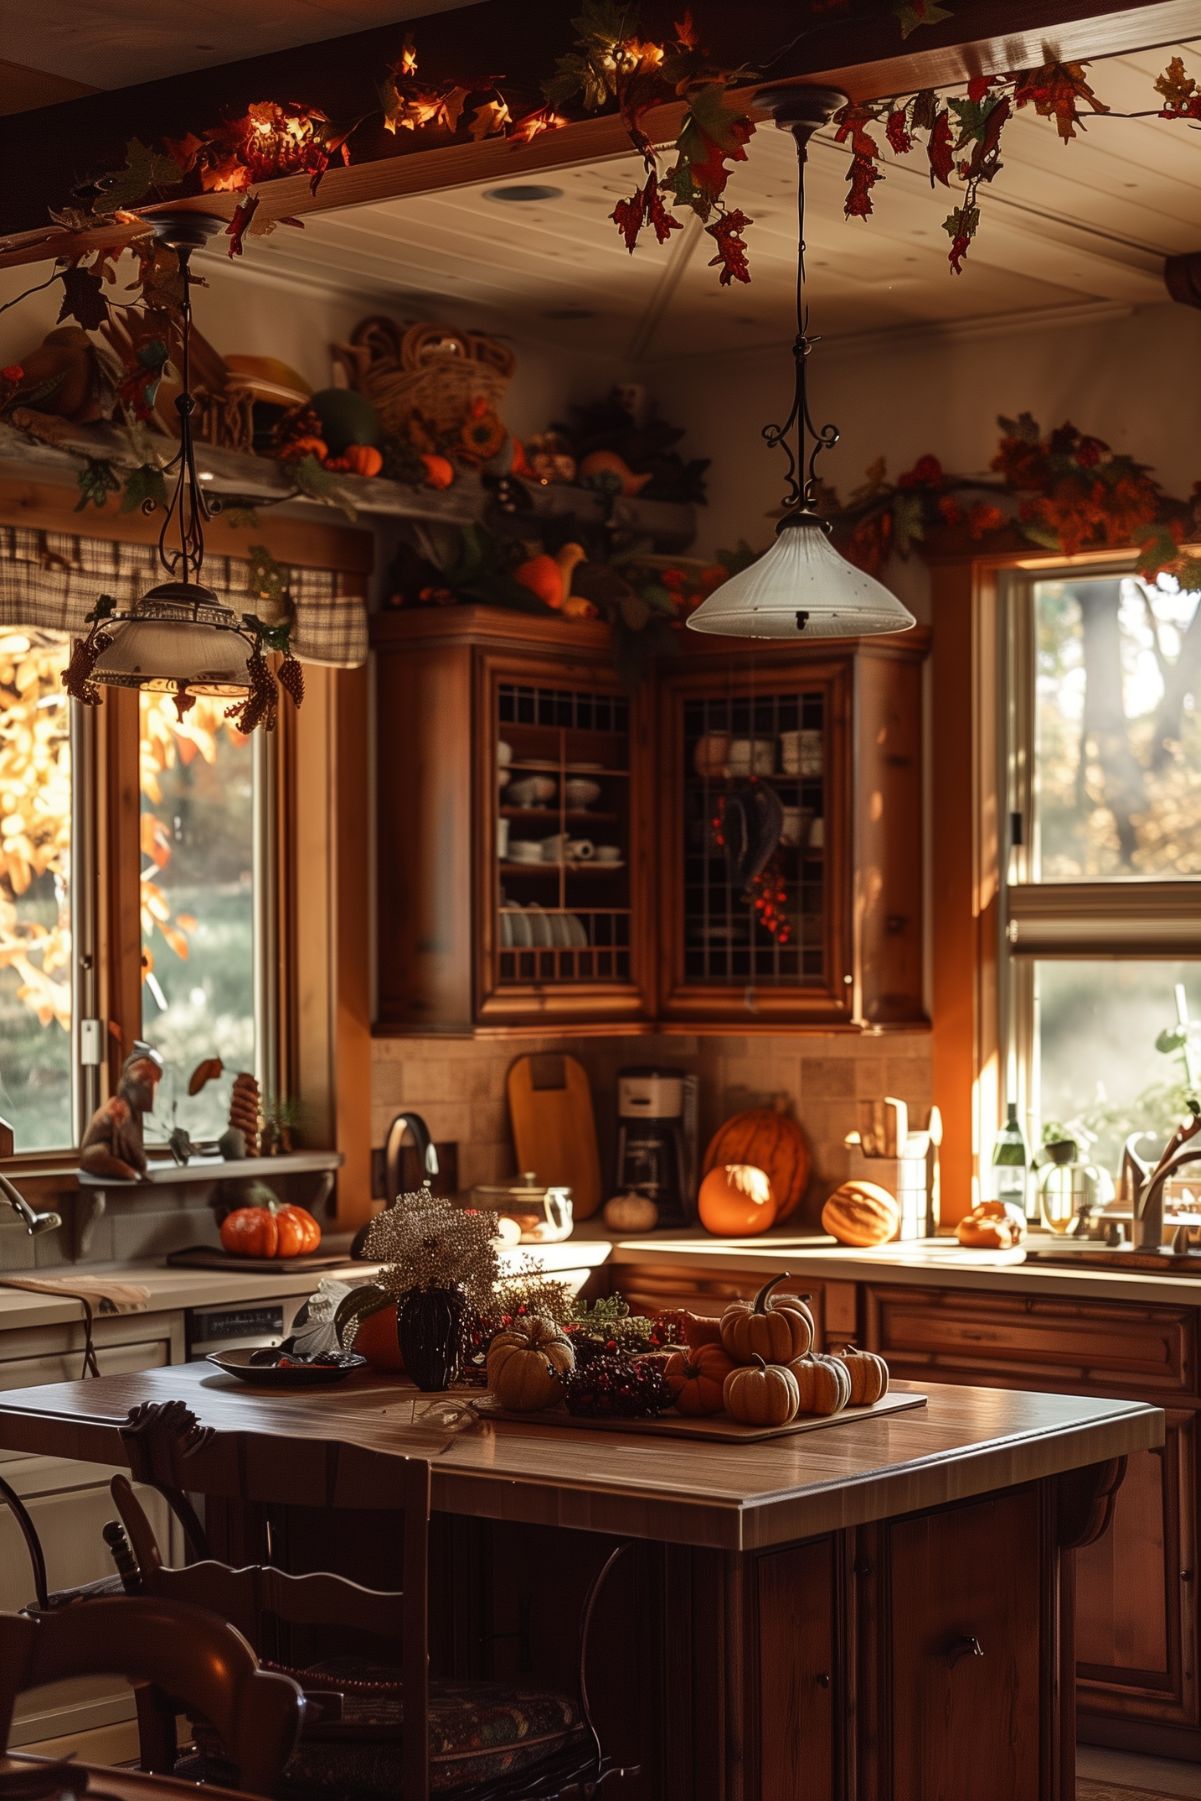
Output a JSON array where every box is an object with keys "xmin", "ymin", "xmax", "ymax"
[{"xmin": 372, "ymin": 1029, "xmax": 932, "ymax": 1229}]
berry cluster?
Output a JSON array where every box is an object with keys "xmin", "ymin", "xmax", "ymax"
[{"xmin": 564, "ymin": 1354, "xmax": 670, "ymax": 1420}]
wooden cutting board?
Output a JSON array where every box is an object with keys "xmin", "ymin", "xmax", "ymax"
[
  {"xmin": 474, "ymin": 1389, "xmax": 927, "ymax": 1443},
  {"xmin": 506, "ymin": 1052, "xmax": 603, "ymax": 1220}
]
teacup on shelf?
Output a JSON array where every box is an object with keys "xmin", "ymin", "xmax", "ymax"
[
  {"xmin": 594, "ymin": 844, "xmax": 622, "ymax": 864},
  {"xmin": 563, "ymin": 777, "xmax": 602, "ymax": 809},
  {"xmin": 507, "ymin": 840, "xmax": 544, "ymax": 864},
  {"xmin": 728, "ymin": 738, "xmax": 774, "ymax": 777},
  {"xmin": 693, "ymin": 732, "xmax": 730, "ymax": 778}
]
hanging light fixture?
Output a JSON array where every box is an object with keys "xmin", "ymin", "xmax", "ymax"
[
  {"xmin": 64, "ymin": 213, "xmax": 303, "ymax": 730},
  {"xmin": 687, "ymin": 88, "xmax": 915, "ymax": 641}
]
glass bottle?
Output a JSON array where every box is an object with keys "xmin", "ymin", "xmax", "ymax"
[
  {"xmin": 991, "ymin": 1102, "xmax": 1033, "ymax": 1225},
  {"xmin": 1038, "ymin": 1138, "xmax": 1099, "ymax": 1234}
]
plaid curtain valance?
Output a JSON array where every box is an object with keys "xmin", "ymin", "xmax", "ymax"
[{"xmin": 0, "ymin": 525, "xmax": 367, "ymax": 667}]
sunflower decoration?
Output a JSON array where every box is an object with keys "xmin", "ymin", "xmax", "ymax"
[{"xmin": 459, "ymin": 398, "xmax": 508, "ymax": 466}]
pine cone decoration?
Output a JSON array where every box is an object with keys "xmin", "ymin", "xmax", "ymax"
[
  {"xmin": 229, "ymin": 1072, "xmax": 261, "ymax": 1157},
  {"xmin": 277, "ymin": 652, "xmax": 305, "ymax": 708},
  {"xmin": 564, "ymin": 1353, "xmax": 670, "ymax": 1420}
]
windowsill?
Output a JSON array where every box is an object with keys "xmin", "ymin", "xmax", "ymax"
[{"xmin": 2, "ymin": 1149, "xmax": 343, "ymax": 1187}]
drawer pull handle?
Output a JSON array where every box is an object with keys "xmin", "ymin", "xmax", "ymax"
[
  {"xmin": 1181, "ymin": 1570, "xmax": 1194, "ymax": 1584},
  {"xmin": 816, "ymin": 1673, "xmax": 831, "ymax": 1690},
  {"xmin": 946, "ymin": 1635, "xmax": 984, "ymax": 1668}
]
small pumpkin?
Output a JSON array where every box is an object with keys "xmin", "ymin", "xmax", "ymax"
[
  {"xmin": 602, "ymin": 1192, "xmax": 659, "ymax": 1233},
  {"xmin": 354, "ymin": 1301, "xmax": 405, "ymax": 1371},
  {"xmin": 723, "ymin": 1355, "xmax": 800, "ymax": 1428},
  {"xmin": 821, "ymin": 1180, "xmax": 900, "ymax": 1247},
  {"xmin": 487, "ymin": 1315, "xmax": 575, "ymax": 1412},
  {"xmin": 835, "ymin": 1344, "xmax": 889, "ymax": 1406},
  {"xmin": 720, "ymin": 1275, "xmax": 814, "ymax": 1365},
  {"xmin": 788, "ymin": 1353, "xmax": 853, "ymax": 1417},
  {"xmin": 664, "ymin": 1343, "xmax": 736, "ymax": 1416},
  {"xmin": 340, "ymin": 443, "xmax": 384, "ymax": 478},
  {"xmin": 956, "ymin": 1201, "xmax": 1026, "ymax": 1248},
  {"xmin": 698, "ymin": 1163, "xmax": 777, "ymax": 1237},
  {"xmin": 702, "ymin": 1096, "xmax": 811, "ymax": 1224},
  {"xmin": 421, "ymin": 453, "xmax": 455, "ymax": 490},
  {"xmin": 219, "ymin": 1202, "xmax": 321, "ymax": 1260}
]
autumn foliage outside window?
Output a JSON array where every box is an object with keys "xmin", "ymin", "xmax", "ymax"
[{"xmin": 0, "ymin": 632, "xmax": 255, "ymax": 1153}]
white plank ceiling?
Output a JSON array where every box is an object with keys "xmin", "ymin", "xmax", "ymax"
[{"xmin": 235, "ymin": 39, "xmax": 1201, "ymax": 361}]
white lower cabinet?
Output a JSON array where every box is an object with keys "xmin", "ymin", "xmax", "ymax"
[{"xmin": 0, "ymin": 1315, "xmax": 185, "ymax": 1750}]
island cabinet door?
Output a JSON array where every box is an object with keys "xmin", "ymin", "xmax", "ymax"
[
  {"xmin": 755, "ymin": 1538, "xmax": 841, "ymax": 1801},
  {"xmin": 865, "ymin": 1486, "xmax": 1046, "ymax": 1801},
  {"xmin": 1075, "ymin": 1407, "xmax": 1198, "ymax": 1732}
]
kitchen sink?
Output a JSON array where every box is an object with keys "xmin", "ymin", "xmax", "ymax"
[{"xmin": 1022, "ymin": 1242, "xmax": 1201, "ymax": 1274}]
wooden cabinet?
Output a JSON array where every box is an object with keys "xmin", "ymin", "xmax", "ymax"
[
  {"xmin": 374, "ymin": 609, "xmax": 653, "ymax": 1031},
  {"xmin": 868, "ymin": 1487, "xmax": 1046, "ymax": 1799},
  {"xmin": 372, "ymin": 609, "xmax": 928, "ymax": 1033},
  {"xmin": 756, "ymin": 1538, "xmax": 840, "ymax": 1801},
  {"xmin": 658, "ymin": 634, "xmax": 926, "ymax": 1027},
  {"xmin": 862, "ymin": 1283, "xmax": 1201, "ymax": 1754}
]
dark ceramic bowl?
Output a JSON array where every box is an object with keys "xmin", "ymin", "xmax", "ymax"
[{"xmin": 206, "ymin": 1347, "xmax": 367, "ymax": 1387}]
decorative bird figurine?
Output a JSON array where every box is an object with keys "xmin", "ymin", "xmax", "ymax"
[{"xmin": 513, "ymin": 542, "xmax": 590, "ymax": 613}]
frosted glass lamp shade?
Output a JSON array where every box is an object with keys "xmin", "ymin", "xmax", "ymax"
[
  {"xmin": 90, "ymin": 580, "xmax": 252, "ymax": 695},
  {"xmin": 686, "ymin": 513, "xmax": 916, "ymax": 639}
]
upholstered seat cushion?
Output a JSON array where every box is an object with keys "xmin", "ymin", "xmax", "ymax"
[{"xmin": 189, "ymin": 1664, "xmax": 584, "ymax": 1796}]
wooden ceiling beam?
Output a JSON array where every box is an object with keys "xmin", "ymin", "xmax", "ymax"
[
  {"xmin": 1, "ymin": 0, "xmax": 1198, "ymax": 267},
  {"xmin": 1165, "ymin": 250, "xmax": 1201, "ymax": 306}
]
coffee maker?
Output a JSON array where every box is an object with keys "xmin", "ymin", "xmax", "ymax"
[{"xmin": 614, "ymin": 1068, "xmax": 698, "ymax": 1228}]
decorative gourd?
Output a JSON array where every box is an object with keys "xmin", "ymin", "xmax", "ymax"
[
  {"xmin": 788, "ymin": 1353, "xmax": 853, "ymax": 1417},
  {"xmin": 278, "ymin": 435, "xmax": 328, "ymax": 463},
  {"xmin": 834, "ymin": 1344, "xmax": 889, "ymax": 1406},
  {"xmin": 602, "ymin": 1192, "xmax": 659, "ymax": 1234},
  {"xmin": 722, "ymin": 1355, "xmax": 800, "ymax": 1427},
  {"xmin": 821, "ymin": 1180, "xmax": 900, "ymax": 1247},
  {"xmin": 219, "ymin": 1203, "xmax": 321, "ymax": 1259},
  {"xmin": 720, "ymin": 1275, "xmax": 814, "ymax": 1364},
  {"xmin": 421, "ymin": 453, "xmax": 455, "ymax": 490},
  {"xmin": 353, "ymin": 1301, "xmax": 404, "ymax": 1371},
  {"xmin": 664, "ymin": 1343, "xmax": 735, "ymax": 1416},
  {"xmin": 697, "ymin": 1164, "xmax": 777, "ymax": 1237},
  {"xmin": 653, "ymin": 1308, "xmax": 723, "ymax": 1351},
  {"xmin": 487, "ymin": 1315, "xmax": 575, "ymax": 1412},
  {"xmin": 702, "ymin": 1096, "xmax": 811, "ymax": 1224},
  {"xmin": 334, "ymin": 443, "xmax": 384, "ymax": 478}
]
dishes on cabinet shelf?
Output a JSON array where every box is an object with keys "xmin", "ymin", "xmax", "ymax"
[
  {"xmin": 780, "ymin": 729, "xmax": 822, "ymax": 775},
  {"xmin": 498, "ymin": 741, "xmax": 513, "ymax": 768},
  {"xmin": 728, "ymin": 738, "xmax": 774, "ymax": 777},
  {"xmin": 507, "ymin": 839, "xmax": 544, "ymax": 864},
  {"xmin": 500, "ymin": 906, "xmax": 591, "ymax": 950},
  {"xmin": 563, "ymin": 777, "xmax": 602, "ymax": 809},
  {"xmin": 508, "ymin": 775, "xmax": 556, "ymax": 808}
]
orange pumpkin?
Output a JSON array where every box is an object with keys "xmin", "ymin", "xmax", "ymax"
[
  {"xmin": 702, "ymin": 1097, "xmax": 811, "ymax": 1224},
  {"xmin": 219, "ymin": 1203, "xmax": 321, "ymax": 1260},
  {"xmin": 723, "ymin": 1356, "xmax": 800, "ymax": 1427},
  {"xmin": 664, "ymin": 1343, "xmax": 735, "ymax": 1416},
  {"xmin": 698, "ymin": 1163, "xmax": 777, "ymax": 1237},
  {"xmin": 338, "ymin": 443, "xmax": 384, "ymax": 478},
  {"xmin": 821, "ymin": 1181, "xmax": 899, "ymax": 1247},
  {"xmin": 788, "ymin": 1353, "xmax": 852, "ymax": 1416},
  {"xmin": 835, "ymin": 1344, "xmax": 889, "ymax": 1406},
  {"xmin": 421, "ymin": 453, "xmax": 455, "ymax": 490},
  {"xmin": 720, "ymin": 1275, "xmax": 814, "ymax": 1364}
]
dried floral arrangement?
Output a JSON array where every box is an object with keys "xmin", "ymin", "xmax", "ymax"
[{"xmin": 359, "ymin": 1187, "xmax": 501, "ymax": 1304}]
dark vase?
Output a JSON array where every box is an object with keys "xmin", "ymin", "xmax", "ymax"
[{"xmin": 398, "ymin": 1286, "xmax": 467, "ymax": 1390}]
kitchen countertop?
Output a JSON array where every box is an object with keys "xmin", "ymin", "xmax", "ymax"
[
  {"xmin": 6, "ymin": 1223, "xmax": 1201, "ymax": 1335},
  {"xmin": 0, "ymin": 1240, "xmax": 610, "ymax": 1333}
]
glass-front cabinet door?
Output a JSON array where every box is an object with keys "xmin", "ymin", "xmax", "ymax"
[
  {"xmin": 477, "ymin": 652, "xmax": 652, "ymax": 1024},
  {"xmin": 659, "ymin": 655, "xmax": 854, "ymax": 1025}
]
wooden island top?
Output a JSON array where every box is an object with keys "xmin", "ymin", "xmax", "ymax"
[{"xmin": 0, "ymin": 1360, "xmax": 1162, "ymax": 1551}]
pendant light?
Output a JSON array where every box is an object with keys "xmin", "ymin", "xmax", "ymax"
[
  {"xmin": 64, "ymin": 213, "xmax": 302, "ymax": 729},
  {"xmin": 687, "ymin": 88, "xmax": 915, "ymax": 641}
]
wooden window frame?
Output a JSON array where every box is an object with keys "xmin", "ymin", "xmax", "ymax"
[
  {"xmin": 931, "ymin": 544, "xmax": 1201, "ymax": 1222},
  {"xmin": 0, "ymin": 482, "xmax": 373, "ymax": 1226}
]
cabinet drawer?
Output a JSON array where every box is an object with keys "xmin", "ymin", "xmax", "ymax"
[{"xmin": 864, "ymin": 1287, "xmax": 1197, "ymax": 1397}]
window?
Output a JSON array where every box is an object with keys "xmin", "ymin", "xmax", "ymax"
[
  {"xmin": 0, "ymin": 631, "xmax": 73, "ymax": 1150},
  {"xmin": 1003, "ymin": 568, "xmax": 1201, "ymax": 1178},
  {"xmin": 0, "ymin": 665, "xmax": 268, "ymax": 1158}
]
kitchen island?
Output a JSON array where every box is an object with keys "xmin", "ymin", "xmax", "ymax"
[{"xmin": 0, "ymin": 1360, "xmax": 1161, "ymax": 1799}]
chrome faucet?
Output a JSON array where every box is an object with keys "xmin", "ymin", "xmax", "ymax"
[
  {"xmin": 1134, "ymin": 1141, "xmax": 1201, "ymax": 1251},
  {"xmin": 0, "ymin": 1173, "xmax": 62, "ymax": 1238}
]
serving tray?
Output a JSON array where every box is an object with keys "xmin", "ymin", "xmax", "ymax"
[
  {"xmin": 474, "ymin": 1389, "xmax": 927, "ymax": 1443},
  {"xmin": 166, "ymin": 1245, "xmax": 353, "ymax": 1273}
]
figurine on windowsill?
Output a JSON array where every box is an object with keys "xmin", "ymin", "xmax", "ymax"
[{"xmin": 79, "ymin": 1042, "xmax": 165, "ymax": 1181}]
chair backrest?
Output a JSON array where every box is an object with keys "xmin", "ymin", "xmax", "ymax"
[
  {"xmin": 0, "ymin": 1598, "xmax": 301, "ymax": 1798},
  {"xmin": 116, "ymin": 1400, "xmax": 430, "ymax": 1801}
]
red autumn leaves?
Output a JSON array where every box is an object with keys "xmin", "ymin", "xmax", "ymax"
[{"xmin": 837, "ymin": 54, "xmax": 1193, "ymax": 275}]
